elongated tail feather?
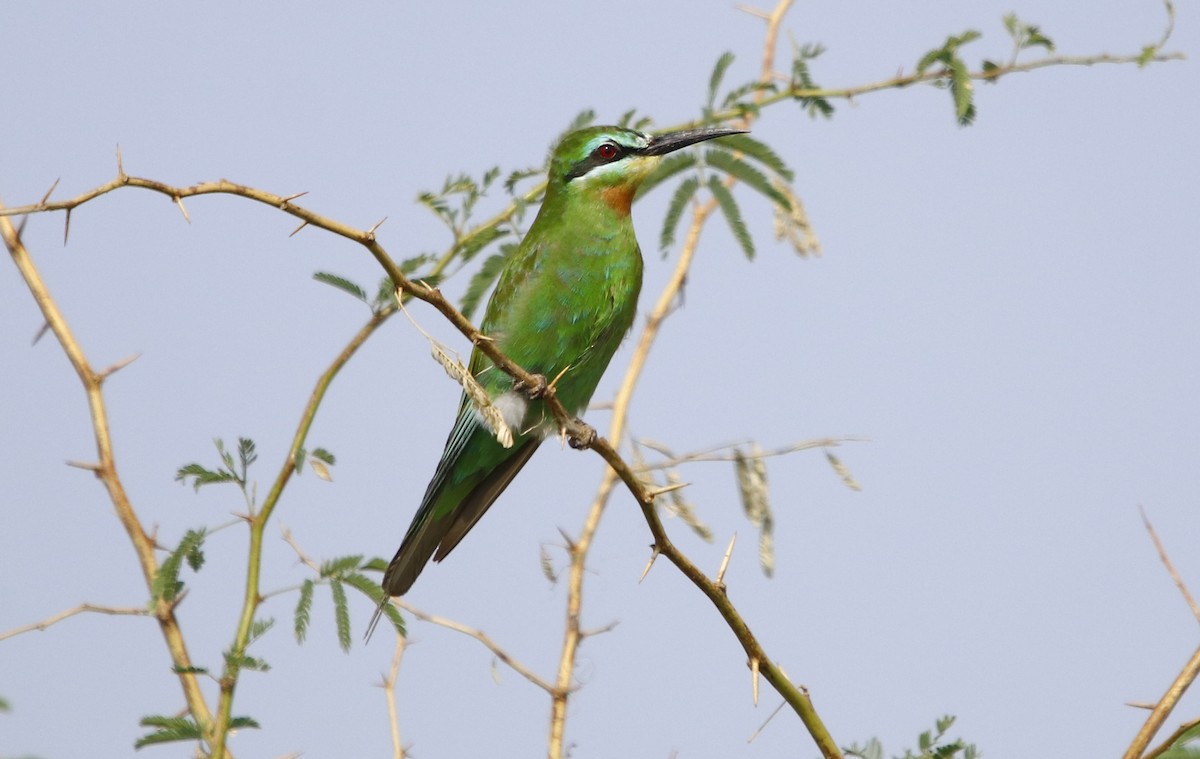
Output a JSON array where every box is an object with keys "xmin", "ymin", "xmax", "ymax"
[
  {"xmin": 381, "ymin": 438, "xmax": 540, "ymax": 598},
  {"xmin": 368, "ymin": 438, "xmax": 540, "ymax": 641}
]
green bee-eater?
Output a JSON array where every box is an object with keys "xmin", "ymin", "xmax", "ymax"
[{"xmin": 374, "ymin": 124, "xmax": 742, "ymax": 622}]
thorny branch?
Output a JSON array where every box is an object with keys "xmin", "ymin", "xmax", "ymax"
[
  {"xmin": 546, "ymin": 2, "xmax": 842, "ymax": 757},
  {"xmin": 0, "ymin": 603, "xmax": 150, "ymax": 642},
  {"xmin": 1, "ymin": 6, "xmax": 1184, "ymax": 756},
  {"xmin": 1121, "ymin": 507, "xmax": 1200, "ymax": 759},
  {"xmin": 1, "ymin": 209, "xmax": 219, "ymax": 752}
]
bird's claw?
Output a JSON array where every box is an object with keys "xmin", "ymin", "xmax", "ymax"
[
  {"xmin": 567, "ymin": 420, "xmax": 597, "ymax": 450},
  {"xmin": 516, "ymin": 373, "xmax": 550, "ymax": 399}
]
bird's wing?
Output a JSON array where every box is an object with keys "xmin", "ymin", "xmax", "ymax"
[
  {"xmin": 432, "ymin": 435, "xmax": 540, "ymax": 561},
  {"xmin": 380, "ymin": 403, "xmax": 538, "ymax": 597}
]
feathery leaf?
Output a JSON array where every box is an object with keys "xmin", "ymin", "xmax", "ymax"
[
  {"xmin": 710, "ymin": 132, "xmax": 794, "ymax": 181},
  {"xmin": 312, "ymin": 272, "xmax": 369, "ymax": 304},
  {"xmin": 295, "ymin": 579, "xmax": 314, "ymax": 643},
  {"xmin": 461, "ymin": 246, "xmax": 514, "ymax": 320},
  {"xmin": 705, "ymin": 148, "xmax": 791, "ymax": 210},
  {"xmin": 135, "ymin": 716, "xmax": 203, "ymax": 748},
  {"xmin": 330, "ymin": 578, "xmax": 352, "ymax": 652},
  {"xmin": 320, "ymin": 554, "xmax": 365, "ymax": 578},
  {"xmin": 310, "ymin": 447, "xmax": 336, "ymax": 465},
  {"xmin": 637, "ymin": 152, "xmax": 698, "ymax": 200},
  {"xmin": 707, "ymin": 52, "xmax": 736, "ymax": 110},
  {"xmin": 152, "ymin": 528, "xmax": 206, "ymax": 602},
  {"xmin": 707, "ymin": 176, "xmax": 755, "ymax": 260},
  {"xmin": 456, "ymin": 226, "xmax": 508, "ymax": 264},
  {"xmin": 659, "ymin": 175, "xmax": 700, "ymax": 253}
]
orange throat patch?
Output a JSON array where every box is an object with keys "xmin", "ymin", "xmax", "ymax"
[{"xmin": 599, "ymin": 184, "xmax": 635, "ymax": 216}]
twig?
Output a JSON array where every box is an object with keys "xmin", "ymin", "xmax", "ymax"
[
  {"xmin": 398, "ymin": 601, "xmax": 556, "ymax": 694},
  {"xmin": 1139, "ymin": 504, "xmax": 1200, "ymax": 624},
  {"xmin": 1122, "ymin": 507, "xmax": 1200, "ymax": 759},
  {"xmin": 716, "ymin": 533, "xmax": 737, "ymax": 587},
  {"xmin": 1144, "ymin": 716, "xmax": 1200, "ymax": 759},
  {"xmin": 1123, "ymin": 644, "xmax": 1200, "ymax": 759},
  {"xmin": 280, "ymin": 525, "xmax": 322, "ymax": 573},
  {"xmin": 383, "ymin": 634, "xmax": 408, "ymax": 759},
  {"xmin": 1, "ymin": 208, "xmax": 217, "ymax": 749},
  {"xmin": 0, "ymin": 603, "xmax": 149, "ymax": 642},
  {"xmin": 634, "ymin": 436, "xmax": 867, "ymax": 472}
]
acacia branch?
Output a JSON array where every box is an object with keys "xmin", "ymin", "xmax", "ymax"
[
  {"xmin": 1123, "ymin": 507, "xmax": 1200, "ymax": 759},
  {"xmin": 547, "ymin": 2, "xmax": 840, "ymax": 756},
  {"xmin": 2, "ymin": 20, "xmax": 1180, "ymax": 756},
  {"xmin": 1, "ymin": 209, "xmax": 218, "ymax": 751},
  {"xmin": 0, "ymin": 603, "xmax": 149, "ymax": 642},
  {"xmin": 383, "ymin": 634, "xmax": 408, "ymax": 759},
  {"xmin": 210, "ymin": 305, "xmax": 395, "ymax": 759},
  {"xmin": 398, "ymin": 601, "xmax": 556, "ymax": 694}
]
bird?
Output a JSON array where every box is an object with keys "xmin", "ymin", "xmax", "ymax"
[{"xmin": 372, "ymin": 124, "xmax": 743, "ymax": 631}]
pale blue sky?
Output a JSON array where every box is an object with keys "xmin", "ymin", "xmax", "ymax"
[{"xmin": 2, "ymin": 2, "xmax": 1198, "ymax": 757}]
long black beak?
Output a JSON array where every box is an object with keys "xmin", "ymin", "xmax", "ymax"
[{"xmin": 640, "ymin": 127, "xmax": 747, "ymax": 156}]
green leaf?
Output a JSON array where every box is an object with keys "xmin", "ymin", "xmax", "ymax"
[
  {"xmin": 504, "ymin": 165, "xmax": 543, "ymax": 194},
  {"xmin": 320, "ymin": 554, "xmax": 365, "ymax": 578},
  {"xmin": 295, "ymin": 578, "xmax": 314, "ymax": 643},
  {"xmin": 721, "ymin": 79, "xmax": 776, "ymax": 110},
  {"xmin": 1175, "ymin": 721, "xmax": 1200, "ymax": 744},
  {"xmin": 1138, "ymin": 43, "xmax": 1160, "ymax": 67},
  {"xmin": 361, "ymin": 556, "xmax": 389, "ymax": 573},
  {"xmin": 790, "ymin": 42, "xmax": 833, "ymax": 119},
  {"xmin": 707, "ymin": 176, "xmax": 754, "ymax": 260},
  {"xmin": 949, "ymin": 58, "xmax": 976, "ymax": 126},
  {"xmin": 174, "ymin": 463, "xmax": 234, "ymax": 492},
  {"xmin": 1004, "ymin": 13, "xmax": 1055, "ymax": 54},
  {"xmin": 981, "ymin": 60, "xmax": 1001, "ymax": 81},
  {"xmin": 707, "ymin": 51, "xmax": 736, "ymax": 109},
  {"xmin": 555, "ymin": 109, "xmax": 596, "ymax": 146},
  {"xmin": 704, "ymin": 148, "xmax": 791, "ymax": 211},
  {"xmin": 170, "ymin": 665, "xmax": 208, "ymax": 675},
  {"xmin": 456, "ymin": 225, "xmax": 508, "ymax": 264},
  {"xmin": 247, "ymin": 617, "xmax": 274, "ymax": 645},
  {"xmin": 380, "ymin": 597, "xmax": 406, "ymax": 637},
  {"xmin": 330, "ymin": 578, "xmax": 352, "ymax": 652},
  {"xmin": 310, "ymin": 447, "xmax": 336, "ymax": 465},
  {"xmin": 312, "ymin": 272, "xmax": 369, "ymax": 305},
  {"xmin": 135, "ymin": 715, "xmax": 202, "ymax": 748},
  {"xmin": 460, "ymin": 246, "xmax": 513, "ymax": 320},
  {"xmin": 659, "ymin": 175, "xmax": 700, "ymax": 252},
  {"xmin": 1021, "ymin": 25, "xmax": 1054, "ymax": 51},
  {"xmin": 184, "ymin": 531, "xmax": 206, "ymax": 572},
  {"xmin": 617, "ymin": 109, "xmax": 652, "ymax": 132},
  {"xmin": 341, "ymin": 570, "xmax": 383, "ymax": 599},
  {"xmin": 400, "ymin": 254, "xmax": 433, "ymax": 274},
  {"xmin": 153, "ymin": 528, "xmax": 206, "ymax": 603},
  {"xmin": 711, "ymin": 132, "xmax": 794, "ymax": 181},
  {"xmin": 374, "ymin": 275, "xmax": 399, "ymax": 310},
  {"xmin": 916, "ymin": 30, "xmax": 981, "ymax": 75},
  {"xmin": 224, "ymin": 650, "xmax": 270, "ymax": 673},
  {"xmin": 733, "ymin": 445, "xmax": 773, "ymax": 575},
  {"xmin": 636, "ymin": 152, "xmax": 698, "ymax": 200},
  {"xmin": 1003, "ymin": 12, "xmax": 1019, "ymax": 37},
  {"xmin": 229, "ymin": 715, "xmax": 261, "ymax": 730},
  {"xmin": 237, "ymin": 437, "xmax": 257, "ymax": 474}
]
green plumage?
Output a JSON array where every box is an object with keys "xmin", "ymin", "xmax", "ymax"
[{"xmin": 374, "ymin": 124, "xmax": 743, "ymax": 615}]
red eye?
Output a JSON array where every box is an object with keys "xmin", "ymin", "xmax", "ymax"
[{"xmin": 594, "ymin": 143, "xmax": 619, "ymax": 160}]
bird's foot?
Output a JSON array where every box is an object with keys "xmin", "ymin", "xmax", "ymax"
[
  {"xmin": 515, "ymin": 373, "xmax": 549, "ymax": 399},
  {"xmin": 567, "ymin": 419, "xmax": 597, "ymax": 450}
]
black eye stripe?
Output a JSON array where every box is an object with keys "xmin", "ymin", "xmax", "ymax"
[{"xmin": 564, "ymin": 142, "xmax": 632, "ymax": 182}]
